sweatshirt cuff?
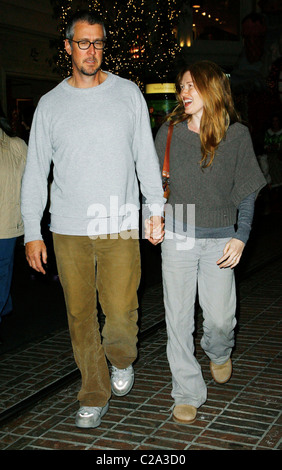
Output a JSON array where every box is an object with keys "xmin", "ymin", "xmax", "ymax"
[
  {"xmin": 144, "ymin": 203, "xmax": 164, "ymax": 218},
  {"xmin": 23, "ymin": 220, "xmax": 43, "ymax": 244}
]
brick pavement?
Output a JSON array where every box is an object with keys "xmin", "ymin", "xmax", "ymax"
[{"xmin": 0, "ymin": 253, "xmax": 281, "ymax": 451}]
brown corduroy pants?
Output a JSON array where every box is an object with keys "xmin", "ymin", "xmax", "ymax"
[{"xmin": 53, "ymin": 230, "xmax": 141, "ymax": 407}]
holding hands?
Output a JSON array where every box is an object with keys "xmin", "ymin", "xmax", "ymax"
[{"xmin": 145, "ymin": 216, "xmax": 165, "ymax": 245}]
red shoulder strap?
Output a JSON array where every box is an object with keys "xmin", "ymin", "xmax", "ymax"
[{"xmin": 162, "ymin": 122, "xmax": 173, "ymax": 178}]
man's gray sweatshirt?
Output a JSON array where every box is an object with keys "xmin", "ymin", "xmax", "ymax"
[{"xmin": 21, "ymin": 73, "xmax": 164, "ymax": 242}]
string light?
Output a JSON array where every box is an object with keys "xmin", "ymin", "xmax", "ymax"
[{"xmin": 50, "ymin": 0, "xmax": 182, "ymax": 91}]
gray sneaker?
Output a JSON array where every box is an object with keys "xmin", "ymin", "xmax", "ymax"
[
  {"xmin": 75, "ymin": 402, "xmax": 109, "ymax": 428},
  {"xmin": 111, "ymin": 365, "xmax": 134, "ymax": 396}
]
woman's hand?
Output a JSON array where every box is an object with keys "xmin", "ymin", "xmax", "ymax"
[{"xmin": 217, "ymin": 238, "xmax": 245, "ymax": 269}]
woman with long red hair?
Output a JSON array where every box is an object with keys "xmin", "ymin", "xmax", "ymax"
[{"xmin": 155, "ymin": 61, "xmax": 266, "ymax": 424}]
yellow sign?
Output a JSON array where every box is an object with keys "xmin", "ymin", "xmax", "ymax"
[{"xmin": 145, "ymin": 83, "xmax": 176, "ymax": 94}]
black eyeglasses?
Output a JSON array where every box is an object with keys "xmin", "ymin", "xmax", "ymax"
[{"xmin": 67, "ymin": 39, "xmax": 106, "ymax": 50}]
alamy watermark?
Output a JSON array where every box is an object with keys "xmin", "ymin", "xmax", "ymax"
[{"xmin": 86, "ymin": 196, "xmax": 196, "ymax": 250}]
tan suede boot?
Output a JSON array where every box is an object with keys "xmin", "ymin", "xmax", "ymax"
[
  {"xmin": 172, "ymin": 405, "xmax": 197, "ymax": 424},
  {"xmin": 210, "ymin": 358, "xmax": 232, "ymax": 384}
]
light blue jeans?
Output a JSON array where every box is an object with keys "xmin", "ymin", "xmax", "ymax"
[{"xmin": 161, "ymin": 234, "xmax": 237, "ymax": 408}]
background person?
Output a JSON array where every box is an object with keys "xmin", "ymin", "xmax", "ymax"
[
  {"xmin": 0, "ymin": 105, "xmax": 27, "ymax": 340},
  {"xmin": 264, "ymin": 113, "xmax": 282, "ymax": 211}
]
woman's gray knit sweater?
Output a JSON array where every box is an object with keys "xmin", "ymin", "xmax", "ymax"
[{"xmin": 155, "ymin": 121, "xmax": 266, "ymax": 243}]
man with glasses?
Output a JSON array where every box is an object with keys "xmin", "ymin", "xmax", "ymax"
[{"xmin": 21, "ymin": 10, "xmax": 164, "ymax": 429}]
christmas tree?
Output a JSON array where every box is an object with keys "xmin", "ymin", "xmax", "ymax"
[{"xmin": 49, "ymin": 0, "xmax": 183, "ymax": 90}]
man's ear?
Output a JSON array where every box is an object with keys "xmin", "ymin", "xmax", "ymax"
[{"xmin": 64, "ymin": 39, "xmax": 72, "ymax": 56}]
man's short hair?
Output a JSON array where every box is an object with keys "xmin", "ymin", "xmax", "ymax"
[{"xmin": 65, "ymin": 10, "xmax": 107, "ymax": 40}]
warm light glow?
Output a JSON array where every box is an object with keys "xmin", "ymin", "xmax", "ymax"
[{"xmin": 191, "ymin": 0, "xmax": 240, "ymax": 43}]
